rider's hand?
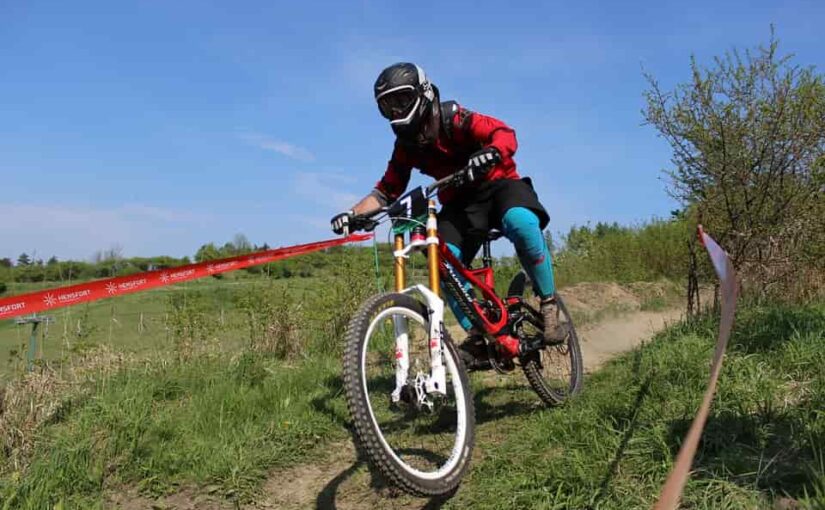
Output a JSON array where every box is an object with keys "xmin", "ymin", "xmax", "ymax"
[
  {"xmin": 331, "ymin": 210, "xmax": 354, "ymax": 235},
  {"xmin": 466, "ymin": 147, "xmax": 501, "ymax": 182}
]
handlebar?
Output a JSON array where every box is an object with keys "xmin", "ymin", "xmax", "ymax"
[
  {"xmin": 342, "ymin": 164, "xmax": 477, "ymax": 235},
  {"xmin": 425, "ymin": 164, "xmax": 473, "ymax": 195},
  {"xmin": 348, "ymin": 164, "xmax": 473, "ymax": 228}
]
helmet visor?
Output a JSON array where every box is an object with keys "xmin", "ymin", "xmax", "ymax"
[{"xmin": 377, "ymin": 87, "xmax": 418, "ymax": 121}]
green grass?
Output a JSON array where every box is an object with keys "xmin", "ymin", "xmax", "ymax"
[
  {"xmin": 0, "ymin": 276, "xmax": 334, "ymax": 381},
  {"xmin": 441, "ymin": 302, "xmax": 825, "ymax": 509},
  {"xmin": 0, "ymin": 352, "xmax": 350, "ymax": 509},
  {"xmin": 3, "ymin": 302, "xmax": 823, "ymax": 509}
]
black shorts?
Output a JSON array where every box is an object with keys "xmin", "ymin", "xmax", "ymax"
[{"xmin": 438, "ymin": 177, "xmax": 549, "ymax": 264}]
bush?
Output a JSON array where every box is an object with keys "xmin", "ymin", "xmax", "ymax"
[
  {"xmin": 237, "ymin": 285, "xmax": 307, "ymax": 359},
  {"xmin": 166, "ymin": 291, "xmax": 222, "ymax": 360},
  {"xmin": 552, "ymin": 217, "xmax": 696, "ymax": 286},
  {"xmin": 644, "ymin": 32, "xmax": 825, "ymax": 299}
]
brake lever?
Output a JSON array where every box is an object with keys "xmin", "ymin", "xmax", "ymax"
[{"xmin": 362, "ymin": 219, "xmax": 379, "ymax": 232}]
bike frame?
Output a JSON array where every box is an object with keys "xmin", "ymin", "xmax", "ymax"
[{"xmin": 437, "ymin": 245, "xmax": 511, "ymax": 335}]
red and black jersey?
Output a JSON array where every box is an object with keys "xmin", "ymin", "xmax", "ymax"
[{"xmin": 374, "ymin": 102, "xmax": 521, "ymax": 204}]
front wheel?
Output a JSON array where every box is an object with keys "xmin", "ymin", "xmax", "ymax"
[
  {"xmin": 342, "ymin": 292, "xmax": 475, "ymax": 496},
  {"xmin": 507, "ymin": 272, "xmax": 584, "ymax": 406}
]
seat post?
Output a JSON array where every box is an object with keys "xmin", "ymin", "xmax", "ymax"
[{"xmin": 482, "ymin": 241, "xmax": 493, "ymax": 268}]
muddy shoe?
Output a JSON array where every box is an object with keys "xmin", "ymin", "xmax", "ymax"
[
  {"xmin": 458, "ymin": 332, "xmax": 491, "ymax": 371},
  {"xmin": 541, "ymin": 297, "xmax": 568, "ymax": 345}
]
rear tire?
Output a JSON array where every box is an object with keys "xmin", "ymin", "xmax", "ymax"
[
  {"xmin": 343, "ymin": 292, "xmax": 475, "ymax": 496},
  {"xmin": 508, "ymin": 272, "xmax": 584, "ymax": 406}
]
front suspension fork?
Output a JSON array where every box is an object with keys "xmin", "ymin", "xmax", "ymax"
[{"xmin": 391, "ymin": 201, "xmax": 448, "ymax": 402}]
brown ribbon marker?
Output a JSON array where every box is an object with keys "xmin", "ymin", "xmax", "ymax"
[{"xmin": 653, "ymin": 225, "xmax": 739, "ymax": 510}]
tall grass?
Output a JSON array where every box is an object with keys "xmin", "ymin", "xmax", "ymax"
[{"xmin": 0, "ymin": 353, "xmax": 348, "ymax": 508}]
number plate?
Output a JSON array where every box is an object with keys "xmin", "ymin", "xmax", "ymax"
[{"xmin": 389, "ymin": 187, "xmax": 429, "ymax": 234}]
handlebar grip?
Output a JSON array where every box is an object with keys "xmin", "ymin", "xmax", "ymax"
[{"xmin": 349, "ymin": 216, "xmax": 379, "ymax": 233}]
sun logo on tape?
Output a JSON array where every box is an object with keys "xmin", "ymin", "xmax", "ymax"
[
  {"xmin": 106, "ymin": 283, "xmax": 118, "ymax": 295},
  {"xmin": 43, "ymin": 294, "xmax": 57, "ymax": 307},
  {"xmin": 207, "ymin": 264, "xmax": 216, "ymax": 274},
  {"xmin": 160, "ymin": 272, "xmax": 170, "ymax": 283}
]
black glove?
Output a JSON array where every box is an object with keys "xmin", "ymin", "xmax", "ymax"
[
  {"xmin": 466, "ymin": 147, "xmax": 501, "ymax": 182},
  {"xmin": 331, "ymin": 210, "xmax": 354, "ymax": 235}
]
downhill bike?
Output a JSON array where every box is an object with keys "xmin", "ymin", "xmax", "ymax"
[{"xmin": 340, "ymin": 166, "xmax": 583, "ymax": 496}]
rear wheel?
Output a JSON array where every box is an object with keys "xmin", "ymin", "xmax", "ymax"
[
  {"xmin": 507, "ymin": 272, "xmax": 583, "ymax": 406},
  {"xmin": 343, "ymin": 292, "xmax": 475, "ymax": 496}
]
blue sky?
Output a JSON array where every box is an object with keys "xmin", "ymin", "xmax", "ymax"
[{"xmin": 1, "ymin": 0, "xmax": 823, "ymax": 261}]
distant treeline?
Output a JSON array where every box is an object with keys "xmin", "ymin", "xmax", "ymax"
[
  {"xmin": 0, "ymin": 218, "xmax": 693, "ymax": 294},
  {"xmin": 0, "ymin": 237, "xmax": 390, "ymax": 289},
  {"xmin": 0, "ymin": 255, "xmax": 192, "ymax": 285}
]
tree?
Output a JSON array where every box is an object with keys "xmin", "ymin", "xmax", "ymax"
[
  {"xmin": 47, "ymin": 256, "xmax": 59, "ymax": 266},
  {"xmin": 232, "ymin": 233, "xmax": 253, "ymax": 254},
  {"xmin": 194, "ymin": 243, "xmax": 221, "ymax": 262},
  {"xmin": 17, "ymin": 253, "xmax": 31, "ymax": 266},
  {"xmin": 0, "ymin": 258, "xmax": 11, "ymax": 268},
  {"xmin": 644, "ymin": 30, "xmax": 825, "ymax": 296}
]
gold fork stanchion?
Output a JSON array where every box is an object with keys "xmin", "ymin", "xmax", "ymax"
[
  {"xmin": 426, "ymin": 200, "xmax": 440, "ymax": 297},
  {"xmin": 394, "ymin": 234, "xmax": 406, "ymax": 292}
]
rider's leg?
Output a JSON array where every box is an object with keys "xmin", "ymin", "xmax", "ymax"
[
  {"xmin": 501, "ymin": 207, "xmax": 555, "ymax": 297},
  {"xmin": 501, "ymin": 207, "xmax": 566, "ymax": 342}
]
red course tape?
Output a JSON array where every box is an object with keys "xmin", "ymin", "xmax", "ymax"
[{"xmin": 0, "ymin": 233, "xmax": 373, "ymax": 320}]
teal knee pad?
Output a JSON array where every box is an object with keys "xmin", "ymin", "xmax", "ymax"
[{"xmin": 502, "ymin": 207, "xmax": 556, "ymax": 297}]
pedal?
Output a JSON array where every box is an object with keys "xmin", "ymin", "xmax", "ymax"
[
  {"xmin": 467, "ymin": 358, "xmax": 493, "ymax": 372},
  {"xmin": 520, "ymin": 337, "xmax": 545, "ymax": 354}
]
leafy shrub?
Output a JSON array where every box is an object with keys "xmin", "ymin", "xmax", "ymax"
[
  {"xmin": 166, "ymin": 291, "xmax": 222, "ymax": 360},
  {"xmin": 237, "ymin": 285, "xmax": 307, "ymax": 359},
  {"xmin": 552, "ymin": 217, "xmax": 696, "ymax": 286}
]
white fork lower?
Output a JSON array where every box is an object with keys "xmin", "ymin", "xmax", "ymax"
[
  {"xmin": 390, "ymin": 315, "xmax": 409, "ymax": 403},
  {"xmin": 390, "ymin": 285, "xmax": 448, "ymax": 402}
]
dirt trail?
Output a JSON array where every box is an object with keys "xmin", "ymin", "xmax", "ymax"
[
  {"xmin": 579, "ymin": 308, "xmax": 684, "ymax": 372},
  {"xmin": 248, "ymin": 302, "xmax": 686, "ymax": 510}
]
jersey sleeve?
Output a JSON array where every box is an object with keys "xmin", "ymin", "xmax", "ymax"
[
  {"xmin": 374, "ymin": 142, "xmax": 413, "ymax": 203},
  {"xmin": 465, "ymin": 111, "xmax": 518, "ymax": 158}
]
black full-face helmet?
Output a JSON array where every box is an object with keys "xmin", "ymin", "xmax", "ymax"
[{"xmin": 374, "ymin": 62, "xmax": 439, "ymax": 144}]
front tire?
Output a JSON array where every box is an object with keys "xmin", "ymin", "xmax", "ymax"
[{"xmin": 343, "ymin": 292, "xmax": 475, "ymax": 496}]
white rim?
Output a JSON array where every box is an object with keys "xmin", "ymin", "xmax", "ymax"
[{"xmin": 361, "ymin": 306, "xmax": 468, "ymax": 481}]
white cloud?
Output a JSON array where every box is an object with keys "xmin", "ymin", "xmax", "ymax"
[
  {"xmin": 0, "ymin": 203, "xmax": 208, "ymax": 260},
  {"xmin": 238, "ymin": 133, "xmax": 315, "ymax": 162}
]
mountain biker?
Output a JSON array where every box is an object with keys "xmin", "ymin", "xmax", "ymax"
[{"xmin": 331, "ymin": 62, "xmax": 565, "ymax": 368}]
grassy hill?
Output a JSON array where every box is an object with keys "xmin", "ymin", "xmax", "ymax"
[
  {"xmin": 2, "ymin": 217, "xmax": 822, "ymax": 508},
  {"xmin": 1, "ymin": 301, "xmax": 823, "ymax": 508}
]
